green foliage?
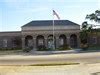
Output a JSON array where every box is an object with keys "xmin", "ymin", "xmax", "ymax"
[
  {"xmin": 80, "ymin": 43, "xmax": 89, "ymax": 50},
  {"xmin": 86, "ymin": 10, "xmax": 100, "ymax": 22},
  {"xmin": 80, "ymin": 21, "xmax": 92, "ymax": 50},
  {"xmin": 80, "ymin": 10, "xmax": 100, "ymax": 50},
  {"xmin": 0, "ymin": 47, "xmax": 22, "ymax": 51},
  {"xmin": 29, "ymin": 63, "xmax": 79, "ymax": 66},
  {"xmin": 95, "ymin": 10, "xmax": 100, "ymax": 13},
  {"xmin": 81, "ymin": 21, "xmax": 88, "ymax": 30},
  {"xmin": 88, "ymin": 45, "xmax": 100, "ymax": 50},
  {"xmin": 37, "ymin": 45, "xmax": 47, "ymax": 51},
  {"xmin": 23, "ymin": 46, "xmax": 33, "ymax": 52},
  {"xmin": 46, "ymin": 48, "xmax": 53, "ymax": 51},
  {"xmin": 58, "ymin": 44, "xmax": 72, "ymax": 50},
  {"xmin": 80, "ymin": 31, "xmax": 88, "ymax": 44},
  {"xmin": 80, "ymin": 21, "xmax": 89, "ymax": 44}
]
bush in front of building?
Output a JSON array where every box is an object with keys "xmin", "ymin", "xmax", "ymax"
[
  {"xmin": 23, "ymin": 46, "xmax": 33, "ymax": 52},
  {"xmin": 58, "ymin": 44, "xmax": 72, "ymax": 50},
  {"xmin": 37, "ymin": 45, "xmax": 47, "ymax": 51},
  {"xmin": 0, "ymin": 47, "xmax": 22, "ymax": 51},
  {"xmin": 87, "ymin": 44, "xmax": 100, "ymax": 51},
  {"xmin": 80, "ymin": 43, "xmax": 89, "ymax": 50}
]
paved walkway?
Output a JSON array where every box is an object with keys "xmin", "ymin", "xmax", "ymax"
[
  {"xmin": 0, "ymin": 50, "xmax": 78, "ymax": 56},
  {"xmin": 30, "ymin": 50, "xmax": 78, "ymax": 55},
  {"xmin": 0, "ymin": 49, "xmax": 99, "ymax": 56}
]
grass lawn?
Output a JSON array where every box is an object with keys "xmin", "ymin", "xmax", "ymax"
[
  {"xmin": 80, "ymin": 45, "xmax": 100, "ymax": 52},
  {"xmin": 0, "ymin": 50, "xmax": 23, "ymax": 55},
  {"xmin": 88, "ymin": 46, "xmax": 100, "ymax": 50}
]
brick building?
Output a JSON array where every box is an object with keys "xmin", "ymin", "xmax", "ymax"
[{"xmin": 1, "ymin": 20, "xmax": 99, "ymax": 50}]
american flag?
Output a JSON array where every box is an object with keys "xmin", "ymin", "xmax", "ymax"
[{"xmin": 53, "ymin": 10, "xmax": 60, "ymax": 20}]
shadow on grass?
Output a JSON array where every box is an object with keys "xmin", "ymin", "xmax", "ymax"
[
  {"xmin": 91, "ymin": 72, "xmax": 100, "ymax": 75},
  {"xmin": 29, "ymin": 63, "xmax": 80, "ymax": 66}
]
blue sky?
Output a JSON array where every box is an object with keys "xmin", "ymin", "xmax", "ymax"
[{"xmin": 0, "ymin": 0, "xmax": 99, "ymax": 31}]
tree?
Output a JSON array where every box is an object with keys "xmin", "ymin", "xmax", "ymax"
[
  {"xmin": 85, "ymin": 10, "xmax": 100, "ymax": 44},
  {"xmin": 80, "ymin": 21, "xmax": 88, "ymax": 44},
  {"xmin": 80, "ymin": 21, "xmax": 93, "ymax": 50},
  {"xmin": 80, "ymin": 10, "xmax": 100, "ymax": 50},
  {"xmin": 86, "ymin": 10, "xmax": 100, "ymax": 23}
]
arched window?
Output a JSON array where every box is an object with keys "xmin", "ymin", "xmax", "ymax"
[
  {"xmin": 3, "ymin": 39, "xmax": 7, "ymax": 47},
  {"xmin": 25, "ymin": 35, "xmax": 33, "ymax": 47},
  {"xmin": 70, "ymin": 34, "xmax": 77, "ymax": 48},
  {"xmin": 47, "ymin": 35, "xmax": 55, "ymax": 49},
  {"xmin": 59, "ymin": 34, "xmax": 66, "ymax": 46},
  {"xmin": 36, "ymin": 35, "xmax": 44, "ymax": 46}
]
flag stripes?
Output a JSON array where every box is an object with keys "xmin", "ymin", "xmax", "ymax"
[{"xmin": 53, "ymin": 10, "xmax": 60, "ymax": 20}]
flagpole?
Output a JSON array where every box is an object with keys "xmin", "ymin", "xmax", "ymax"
[
  {"xmin": 53, "ymin": 10, "xmax": 55, "ymax": 50},
  {"xmin": 52, "ymin": 10, "xmax": 60, "ymax": 50}
]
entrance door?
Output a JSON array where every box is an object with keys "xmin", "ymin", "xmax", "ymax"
[{"xmin": 48, "ymin": 35, "xmax": 55, "ymax": 49}]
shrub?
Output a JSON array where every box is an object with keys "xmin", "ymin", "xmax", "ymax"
[
  {"xmin": 0, "ymin": 47, "xmax": 22, "ymax": 51},
  {"xmin": 80, "ymin": 43, "xmax": 89, "ymax": 50},
  {"xmin": 46, "ymin": 48, "xmax": 55, "ymax": 51},
  {"xmin": 37, "ymin": 45, "xmax": 47, "ymax": 51},
  {"xmin": 58, "ymin": 44, "xmax": 72, "ymax": 50},
  {"xmin": 23, "ymin": 46, "xmax": 33, "ymax": 52}
]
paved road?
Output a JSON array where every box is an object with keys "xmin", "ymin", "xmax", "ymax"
[{"xmin": 0, "ymin": 52, "xmax": 100, "ymax": 65}]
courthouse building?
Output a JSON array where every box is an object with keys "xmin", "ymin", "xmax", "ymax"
[{"xmin": 0, "ymin": 20, "xmax": 81, "ymax": 50}]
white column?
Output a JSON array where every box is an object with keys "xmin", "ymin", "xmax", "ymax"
[
  {"xmin": 33, "ymin": 37, "xmax": 36, "ymax": 50},
  {"xmin": 67, "ymin": 36, "xmax": 70, "ymax": 47},
  {"xmin": 44, "ymin": 37, "xmax": 48, "ymax": 49},
  {"xmin": 77, "ymin": 35, "xmax": 80, "ymax": 48},
  {"xmin": 56, "ymin": 36, "xmax": 59, "ymax": 49},
  {"xmin": 22, "ymin": 37, "xmax": 25, "ymax": 50}
]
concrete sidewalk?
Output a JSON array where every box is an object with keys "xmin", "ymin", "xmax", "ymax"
[
  {"xmin": 30, "ymin": 50, "xmax": 78, "ymax": 55},
  {"xmin": 0, "ymin": 49, "xmax": 99, "ymax": 56},
  {"xmin": 0, "ymin": 49, "xmax": 79, "ymax": 56}
]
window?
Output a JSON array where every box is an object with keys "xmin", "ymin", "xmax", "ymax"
[
  {"xmin": 28, "ymin": 39, "xmax": 33, "ymax": 47},
  {"xmin": 3, "ymin": 39, "xmax": 7, "ymax": 47},
  {"xmin": 92, "ymin": 37, "xmax": 97, "ymax": 44},
  {"xmin": 38, "ymin": 39, "xmax": 43, "ymax": 45},
  {"xmin": 60, "ymin": 38, "xmax": 64, "ymax": 45}
]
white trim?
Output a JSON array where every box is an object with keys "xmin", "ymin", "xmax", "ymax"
[{"xmin": 22, "ymin": 25, "xmax": 80, "ymax": 31}]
